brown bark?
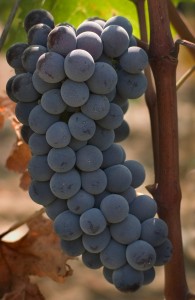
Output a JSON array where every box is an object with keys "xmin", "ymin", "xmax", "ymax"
[{"xmin": 147, "ymin": 0, "xmax": 190, "ymax": 299}]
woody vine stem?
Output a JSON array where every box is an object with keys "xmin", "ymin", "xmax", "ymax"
[{"xmin": 135, "ymin": 0, "xmax": 195, "ymax": 299}]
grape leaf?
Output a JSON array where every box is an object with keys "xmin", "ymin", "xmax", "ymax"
[
  {"xmin": 19, "ymin": 170, "xmax": 31, "ymax": 191},
  {"xmin": 0, "ymin": 96, "xmax": 16, "ymax": 129},
  {"xmin": 6, "ymin": 140, "xmax": 31, "ymax": 173},
  {"xmin": 0, "ymin": 0, "xmax": 138, "ymax": 49},
  {"xmin": 1, "ymin": 0, "xmax": 194, "ymax": 50},
  {"xmin": 0, "ymin": 213, "xmax": 72, "ymax": 299},
  {"xmin": 0, "ymin": 113, "xmax": 4, "ymax": 129}
]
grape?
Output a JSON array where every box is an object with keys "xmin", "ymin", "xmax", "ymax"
[
  {"xmin": 76, "ymin": 31, "xmax": 103, "ymax": 60},
  {"xmin": 21, "ymin": 45, "xmax": 47, "ymax": 73},
  {"xmin": 80, "ymin": 208, "xmax": 107, "ymax": 235},
  {"xmin": 64, "ymin": 49, "xmax": 95, "ymax": 82},
  {"xmin": 101, "ymin": 144, "xmax": 125, "ymax": 168},
  {"xmin": 86, "ymin": 62, "xmax": 117, "ymax": 94},
  {"xmin": 6, "ymin": 43, "xmax": 28, "ymax": 69},
  {"xmin": 103, "ymin": 267, "xmax": 113, "ymax": 284},
  {"xmin": 12, "ymin": 73, "xmax": 40, "ymax": 102},
  {"xmin": 82, "ymin": 252, "xmax": 102, "ymax": 269},
  {"xmin": 110, "ymin": 214, "xmax": 141, "ymax": 244},
  {"xmin": 47, "ymin": 146, "xmax": 76, "ymax": 172},
  {"xmin": 129, "ymin": 35, "xmax": 137, "ymax": 47},
  {"xmin": 105, "ymin": 87, "xmax": 116, "ymax": 102},
  {"xmin": 117, "ymin": 70, "xmax": 148, "ymax": 99},
  {"xmin": 100, "ymin": 194, "xmax": 129, "ymax": 223},
  {"xmin": 76, "ymin": 145, "xmax": 103, "ymax": 172},
  {"xmin": 61, "ymin": 80, "xmax": 89, "ymax": 107},
  {"xmin": 68, "ymin": 137, "xmax": 87, "ymax": 151},
  {"xmin": 82, "ymin": 227, "xmax": 111, "ymax": 253},
  {"xmin": 66, "ymin": 105, "xmax": 80, "ymax": 113},
  {"xmin": 28, "ymin": 23, "xmax": 52, "ymax": 46},
  {"xmin": 60, "ymin": 237, "xmax": 85, "ymax": 257},
  {"xmin": 143, "ymin": 267, "xmax": 155, "ymax": 285},
  {"xmin": 101, "ymin": 25, "xmax": 129, "ymax": 58},
  {"xmin": 29, "ymin": 180, "xmax": 56, "ymax": 205},
  {"xmin": 120, "ymin": 100, "xmax": 129, "ymax": 114},
  {"xmin": 50, "ymin": 169, "xmax": 81, "ymax": 199},
  {"xmin": 97, "ymin": 53, "xmax": 114, "ymax": 65},
  {"xmin": 76, "ymin": 21, "xmax": 103, "ymax": 36},
  {"xmin": 112, "ymin": 93, "xmax": 128, "ymax": 106},
  {"xmin": 94, "ymin": 191, "xmax": 111, "ymax": 208},
  {"xmin": 46, "ymin": 121, "xmax": 71, "ymax": 148},
  {"xmin": 28, "ymin": 155, "xmax": 54, "ymax": 181},
  {"xmin": 47, "ymin": 26, "xmax": 77, "ymax": 56},
  {"xmin": 56, "ymin": 22, "xmax": 76, "ymax": 32},
  {"xmin": 68, "ymin": 112, "xmax": 96, "ymax": 141},
  {"xmin": 6, "ymin": 75, "xmax": 18, "ymax": 103},
  {"xmin": 100, "ymin": 239, "xmax": 126, "ymax": 269},
  {"xmin": 36, "ymin": 52, "xmax": 66, "ymax": 83},
  {"xmin": 126, "ymin": 240, "xmax": 156, "ymax": 271},
  {"xmin": 119, "ymin": 186, "xmax": 136, "ymax": 206},
  {"xmin": 88, "ymin": 125, "xmax": 115, "ymax": 151},
  {"xmin": 29, "ymin": 133, "xmax": 51, "ymax": 155},
  {"xmin": 119, "ymin": 46, "xmax": 148, "ymax": 74},
  {"xmin": 97, "ymin": 103, "xmax": 124, "ymax": 130},
  {"xmin": 112, "ymin": 264, "xmax": 144, "ymax": 292},
  {"xmin": 114, "ymin": 120, "xmax": 130, "ymax": 142},
  {"xmin": 45, "ymin": 198, "xmax": 68, "ymax": 220},
  {"xmin": 154, "ymin": 239, "xmax": 173, "ymax": 266},
  {"xmin": 24, "ymin": 9, "xmax": 54, "ymax": 32},
  {"xmin": 123, "ymin": 160, "xmax": 146, "ymax": 188},
  {"xmin": 104, "ymin": 164, "xmax": 132, "ymax": 193},
  {"xmin": 41, "ymin": 89, "xmax": 66, "ymax": 114},
  {"xmin": 81, "ymin": 169, "xmax": 107, "ymax": 195},
  {"xmin": 29, "ymin": 105, "xmax": 60, "ymax": 134},
  {"xmin": 53, "ymin": 210, "xmax": 82, "ymax": 240},
  {"xmin": 140, "ymin": 218, "xmax": 168, "ymax": 247},
  {"xmin": 67, "ymin": 189, "xmax": 95, "ymax": 215},
  {"xmin": 81, "ymin": 94, "xmax": 110, "ymax": 120},
  {"xmin": 129, "ymin": 195, "xmax": 157, "ymax": 222},
  {"xmin": 15, "ymin": 101, "xmax": 37, "ymax": 125},
  {"xmin": 87, "ymin": 17, "xmax": 106, "ymax": 28},
  {"xmin": 32, "ymin": 70, "xmax": 61, "ymax": 94},
  {"xmin": 104, "ymin": 16, "xmax": 133, "ymax": 39},
  {"xmin": 20, "ymin": 125, "xmax": 33, "ymax": 143}
]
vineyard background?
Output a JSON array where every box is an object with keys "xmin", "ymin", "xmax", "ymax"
[{"xmin": 0, "ymin": 2, "xmax": 195, "ymax": 299}]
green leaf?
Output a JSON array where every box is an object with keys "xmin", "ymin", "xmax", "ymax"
[{"xmin": 0, "ymin": 0, "xmax": 140, "ymax": 50}]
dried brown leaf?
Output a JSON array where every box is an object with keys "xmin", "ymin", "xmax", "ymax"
[
  {"xmin": 20, "ymin": 170, "xmax": 31, "ymax": 190},
  {"xmin": 0, "ymin": 213, "xmax": 72, "ymax": 299},
  {"xmin": 0, "ymin": 113, "xmax": 4, "ymax": 129},
  {"xmin": 0, "ymin": 95, "xmax": 16, "ymax": 123},
  {"xmin": 6, "ymin": 140, "xmax": 31, "ymax": 173},
  {"xmin": 2, "ymin": 279, "xmax": 45, "ymax": 300}
]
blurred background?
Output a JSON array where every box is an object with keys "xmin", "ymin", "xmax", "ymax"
[{"xmin": 0, "ymin": 1, "xmax": 194, "ymax": 299}]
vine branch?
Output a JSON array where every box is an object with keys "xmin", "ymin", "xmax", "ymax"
[
  {"xmin": 147, "ymin": 0, "xmax": 192, "ymax": 299},
  {"xmin": 167, "ymin": 0, "xmax": 195, "ymax": 59},
  {"xmin": 132, "ymin": 0, "xmax": 160, "ymax": 182},
  {"xmin": 177, "ymin": 66, "xmax": 195, "ymax": 90}
]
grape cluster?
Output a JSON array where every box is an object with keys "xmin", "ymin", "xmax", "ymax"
[{"xmin": 6, "ymin": 9, "xmax": 172, "ymax": 293}]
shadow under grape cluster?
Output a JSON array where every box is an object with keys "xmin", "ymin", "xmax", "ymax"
[{"xmin": 6, "ymin": 9, "xmax": 173, "ymax": 293}]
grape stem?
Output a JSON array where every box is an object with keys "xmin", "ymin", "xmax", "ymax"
[
  {"xmin": 0, "ymin": 0, "xmax": 21, "ymax": 52},
  {"xmin": 147, "ymin": 0, "xmax": 194, "ymax": 299},
  {"xmin": 167, "ymin": 0, "xmax": 195, "ymax": 59},
  {"xmin": 133, "ymin": 0, "xmax": 160, "ymax": 182}
]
